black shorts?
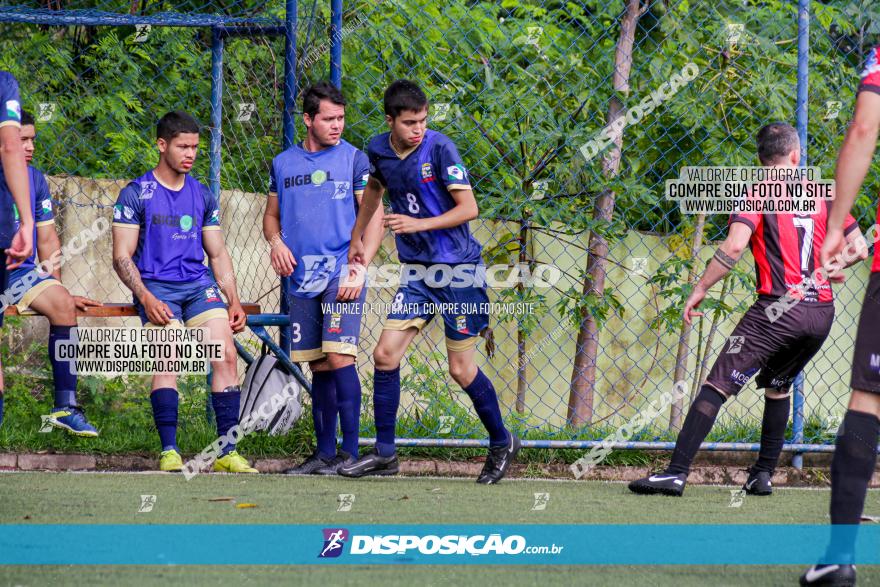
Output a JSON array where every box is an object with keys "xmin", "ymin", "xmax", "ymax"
[
  {"xmin": 850, "ymin": 272, "xmax": 880, "ymax": 393},
  {"xmin": 705, "ymin": 296, "xmax": 834, "ymax": 396}
]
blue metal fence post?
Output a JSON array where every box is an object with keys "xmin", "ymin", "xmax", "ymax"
[
  {"xmin": 792, "ymin": 372, "xmax": 806, "ymax": 469},
  {"xmin": 279, "ymin": 0, "xmax": 298, "ymax": 356},
  {"xmin": 792, "ymin": 0, "xmax": 810, "ymax": 470},
  {"xmin": 205, "ymin": 27, "xmax": 225, "ymax": 424},
  {"xmin": 330, "ymin": 0, "xmax": 343, "ymax": 88}
]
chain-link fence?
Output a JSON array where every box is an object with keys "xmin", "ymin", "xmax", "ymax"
[{"xmin": 1, "ymin": 0, "xmax": 877, "ymax": 456}]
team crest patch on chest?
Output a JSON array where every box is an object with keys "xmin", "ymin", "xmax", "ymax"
[
  {"xmin": 332, "ymin": 181, "xmax": 350, "ymax": 199},
  {"xmin": 420, "ymin": 162, "xmax": 434, "ymax": 183},
  {"xmin": 140, "ymin": 181, "xmax": 157, "ymax": 200}
]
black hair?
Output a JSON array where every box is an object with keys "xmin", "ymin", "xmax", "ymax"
[
  {"xmin": 302, "ymin": 81, "xmax": 346, "ymax": 119},
  {"xmin": 157, "ymin": 111, "xmax": 200, "ymax": 141},
  {"xmin": 20, "ymin": 110, "xmax": 34, "ymax": 127},
  {"xmin": 383, "ymin": 79, "xmax": 428, "ymax": 118},
  {"xmin": 756, "ymin": 122, "xmax": 800, "ymax": 165}
]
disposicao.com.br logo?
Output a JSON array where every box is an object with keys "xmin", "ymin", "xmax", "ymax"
[{"xmin": 318, "ymin": 528, "xmax": 564, "ymax": 558}]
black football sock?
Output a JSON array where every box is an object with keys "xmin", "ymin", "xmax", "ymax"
[
  {"xmin": 666, "ymin": 385, "xmax": 727, "ymax": 476},
  {"xmin": 827, "ymin": 410, "xmax": 879, "ymax": 563},
  {"xmin": 753, "ymin": 394, "xmax": 791, "ymax": 474}
]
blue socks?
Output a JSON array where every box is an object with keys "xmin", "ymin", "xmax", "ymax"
[
  {"xmin": 150, "ymin": 388, "xmax": 179, "ymax": 452},
  {"xmin": 311, "ymin": 371, "xmax": 337, "ymax": 459},
  {"xmin": 373, "ymin": 367, "xmax": 400, "ymax": 457},
  {"xmin": 333, "ymin": 364, "xmax": 362, "ymax": 457},
  {"xmin": 49, "ymin": 325, "xmax": 77, "ymax": 409},
  {"xmin": 463, "ymin": 369, "xmax": 508, "ymax": 447},
  {"xmin": 211, "ymin": 387, "xmax": 241, "ymax": 456}
]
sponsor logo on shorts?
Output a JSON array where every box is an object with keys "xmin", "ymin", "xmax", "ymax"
[
  {"xmin": 205, "ymin": 287, "xmax": 220, "ymax": 302},
  {"xmin": 726, "ymin": 335, "xmax": 744, "ymax": 354},
  {"xmin": 455, "ymin": 315, "xmax": 468, "ymax": 333},
  {"xmin": 730, "ymin": 367, "xmax": 759, "ymax": 386},
  {"xmin": 328, "ymin": 313, "xmax": 342, "ymax": 334}
]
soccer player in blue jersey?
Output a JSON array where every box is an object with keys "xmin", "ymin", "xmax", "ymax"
[
  {"xmin": 0, "ymin": 71, "xmax": 35, "ymax": 429},
  {"xmin": 339, "ymin": 80, "xmax": 519, "ymax": 484},
  {"xmin": 112, "ymin": 111, "xmax": 255, "ymax": 474},
  {"xmin": 5, "ymin": 110, "xmax": 102, "ymax": 436},
  {"xmin": 264, "ymin": 82, "xmax": 383, "ymax": 475}
]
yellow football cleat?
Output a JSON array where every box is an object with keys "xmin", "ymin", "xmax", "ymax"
[
  {"xmin": 214, "ymin": 450, "xmax": 258, "ymax": 474},
  {"xmin": 159, "ymin": 449, "xmax": 184, "ymax": 472}
]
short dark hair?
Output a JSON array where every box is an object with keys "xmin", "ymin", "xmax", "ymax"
[
  {"xmin": 157, "ymin": 111, "xmax": 200, "ymax": 142},
  {"xmin": 302, "ymin": 81, "xmax": 346, "ymax": 119},
  {"xmin": 383, "ymin": 79, "xmax": 428, "ymax": 119},
  {"xmin": 20, "ymin": 110, "xmax": 34, "ymax": 127},
  {"xmin": 756, "ymin": 122, "xmax": 800, "ymax": 165}
]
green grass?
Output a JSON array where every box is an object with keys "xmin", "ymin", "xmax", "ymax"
[{"xmin": 0, "ymin": 472, "xmax": 878, "ymax": 586}]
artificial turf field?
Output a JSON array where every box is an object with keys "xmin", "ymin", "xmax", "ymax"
[{"xmin": 0, "ymin": 472, "xmax": 878, "ymax": 586}]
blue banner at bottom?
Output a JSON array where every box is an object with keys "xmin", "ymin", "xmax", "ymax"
[{"xmin": 1, "ymin": 525, "xmax": 877, "ymax": 565}]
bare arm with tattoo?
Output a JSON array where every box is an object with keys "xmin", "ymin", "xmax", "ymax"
[
  {"xmin": 683, "ymin": 221, "xmax": 753, "ymax": 325},
  {"xmin": 112, "ymin": 225, "xmax": 174, "ymax": 325}
]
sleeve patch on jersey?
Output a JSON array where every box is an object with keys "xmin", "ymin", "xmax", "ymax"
[
  {"xmin": 41, "ymin": 199, "xmax": 52, "ymax": 214},
  {"xmin": 5, "ymin": 99, "xmax": 20, "ymax": 121},
  {"xmin": 446, "ymin": 164, "xmax": 467, "ymax": 181},
  {"xmin": 860, "ymin": 47, "xmax": 880, "ymax": 86},
  {"xmin": 113, "ymin": 204, "xmax": 123, "ymax": 220}
]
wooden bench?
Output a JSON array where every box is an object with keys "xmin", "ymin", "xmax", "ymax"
[{"xmin": 4, "ymin": 302, "xmax": 262, "ymax": 317}]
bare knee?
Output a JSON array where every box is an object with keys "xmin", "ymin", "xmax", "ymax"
[
  {"xmin": 43, "ymin": 291, "xmax": 77, "ymax": 326},
  {"xmin": 448, "ymin": 360, "xmax": 477, "ymax": 387},
  {"xmin": 373, "ymin": 345, "xmax": 399, "ymax": 371}
]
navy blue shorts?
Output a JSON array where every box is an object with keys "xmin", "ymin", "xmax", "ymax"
[
  {"xmin": 385, "ymin": 275, "xmax": 489, "ymax": 352},
  {"xmin": 135, "ymin": 278, "xmax": 228, "ymax": 327},
  {"xmin": 7, "ymin": 265, "xmax": 63, "ymax": 314},
  {"xmin": 289, "ymin": 275, "xmax": 366, "ymax": 362}
]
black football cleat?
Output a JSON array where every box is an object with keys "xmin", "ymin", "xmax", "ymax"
[
  {"xmin": 338, "ymin": 449, "xmax": 399, "ymax": 478},
  {"xmin": 284, "ymin": 451, "xmax": 332, "ymax": 475},
  {"xmin": 628, "ymin": 472, "xmax": 687, "ymax": 496},
  {"xmin": 743, "ymin": 468, "xmax": 773, "ymax": 496},
  {"xmin": 476, "ymin": 433, "xmax": 521, "ymax": 484},
  {"xmin": 315, "ymin": 451, "xmax": 357, "ymax": 475},
  {"xmin": 800, "ymin": 564, "xmax": 856, "ymax": 586}
]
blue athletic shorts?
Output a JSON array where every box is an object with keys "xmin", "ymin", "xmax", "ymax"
[
  {"xmin": 135, "ymin": 278, "xmax": 228, "ymax": 327},
  {"xmin": 384, "ymin": 272, "xmax": 489, "ymax": 352},
  {"xmin": 6, "ymin": 265, "xmax": 63, "ymax": 315},
  {"xmin": 289, "ymin": 275, "xmax": 366, "ymax": 362}
]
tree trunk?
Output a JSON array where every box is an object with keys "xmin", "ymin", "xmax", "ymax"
[
  {"xmin": 567, "ymin": 0, "xmax": 646, "ymax": 427},
  {"xmin": 669, "ymin": 213, "xmax": 706, "ymax": 430}
]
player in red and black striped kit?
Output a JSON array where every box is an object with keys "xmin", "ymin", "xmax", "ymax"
[
  {"xmin": 629, "ymin": 122, "xmax": 867, "ymax": 499},
  {"xmin": 801, "ymin": 45, "xmax": 880, "ymax": 587}
]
